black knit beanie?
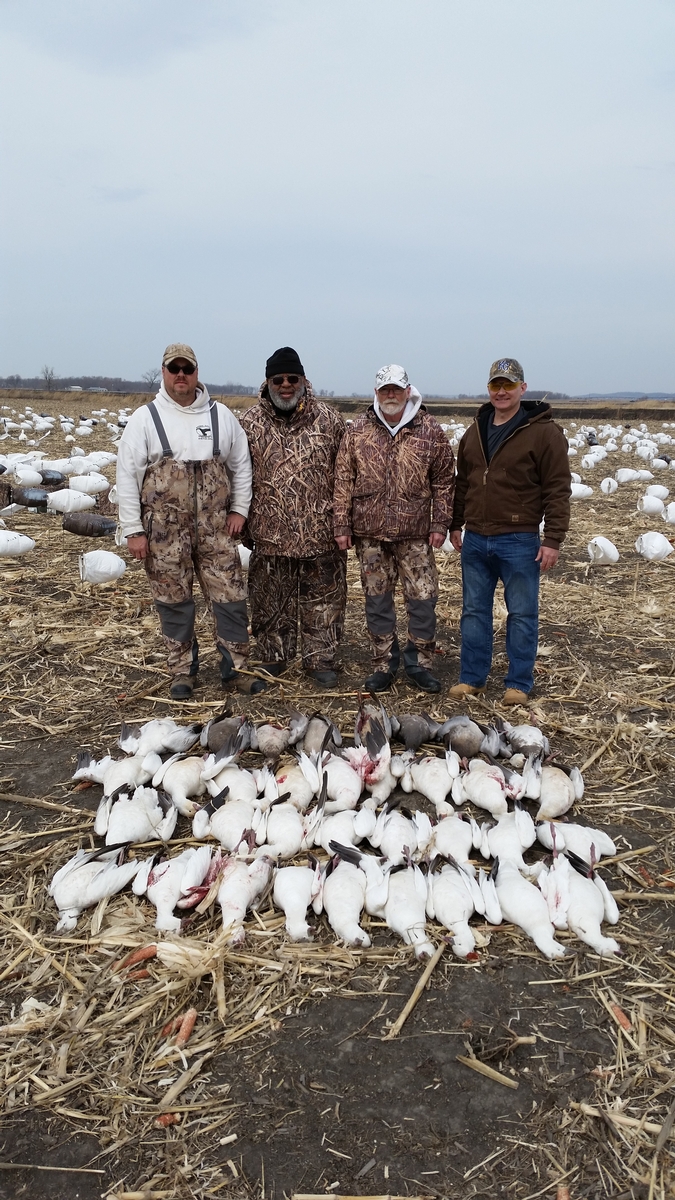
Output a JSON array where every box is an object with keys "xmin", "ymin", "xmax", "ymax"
[{"xmin": 265, "ymin": 346, "xmax": 305, "ymax": 379}]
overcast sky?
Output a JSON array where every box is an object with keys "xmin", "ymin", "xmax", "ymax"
[{"xmin": 1, "ymin": 1, "xmax": 674, "ymax": 395}]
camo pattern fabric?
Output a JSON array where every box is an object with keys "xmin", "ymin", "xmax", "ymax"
[
  {"xmin": 248, "ymin": 548, "xmax": 347, "ymax": 670},
  {"xmin": 239, "ymin": 385, "xmax": 346, "ymax": 557},
  {"xmin": 356, "ymin": 537, "xmax": 439, "ymax": 670},
  {"xmin": 140, "ymin": 455, "xmax": 249, "ymax": 674},
  {"xmin": 333, "ymin": 405, "xmax": 455, "ymax": 541}
]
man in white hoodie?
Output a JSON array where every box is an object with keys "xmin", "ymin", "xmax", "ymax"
[
  {"xmin": 116, "ymin": 343, "xmax": 261, "ymax": 699},
  {"xmin": 333, "ymin": 364, "xmax": 455, "ymax": 693}
]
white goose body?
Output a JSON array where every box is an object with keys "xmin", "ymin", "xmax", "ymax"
[
  {"xmin": 133, "ymin": 845, "xmax": 214, "ymax": 932},
  {"xmin": 254, "ymin": 802, "xmax": 305, "ymax": 859},
  {"xmin": 535, "ymin": 766, "xmax": 582, "ymax": 821},
  {"xmin": 152, "ymin": 755, "xmax": 206, "ymax": 818},
  {"xmin": 369, "ymin": 806, "xmax": 418, "ymax": 866},
  {"xmin": 479, "ymin": 804, "xmax": 536, "ymax": 873},
  {"xmin": 274, "ymin": 763, "xmax": 315, "ymax": 812},
  {"xmin": 536, "ymin": 821, "xmax": 616, "ymax": 860},
  {"xmin": 320, "ymin": 754, "xmax": 363, "ymax": 813},
  {"xmin": 452, "ymin": 760, "xmax": 508, "ymax": 817},
  {"xmin": 203, "ymin": 763, "xmax": 258, "ymax": 803},
  {"xmin": 430, "ymin": 812, "xmax": 482, "ymax": 864},
  {"xmin": 218, "ymin": 856, "xmax": 273, "ymax": 944},
  {"xmin": 494, "ymin": 859, "xmax": 565, "ymax": 959},
  {"xmin": 77, "ymin": 751, "xmax": 162, "ymax": 800},
  {"xmin": 565, "ymin": 861, "xmax": 621, "ymax": 956},
  {"xmin": 192, "ymin": 795, "xmax": 261, "ymax": 851},
  {"xmin": 103, "ymin": 786, "xmax": 177, "ymax": 845},
  {"xmin": 50, "ymin": 848, "xmax": 140, "ymax": 933},
  {"xmin": 273, "ymin": 862, "xmax": 324, "ymax": 940},
  {"xmin": 314, "ymin": 807, "xmax": 377, "ymax": 856},
  {"xmin": 409, "ymin": 751, "xmax": 460, "ymax": 816},
  {"xmin": 322, "ymin": 860, "xmax": 370, "ymax": 946},
  {"xmin": 427, "ymin": 863, "xmax": 477, "ymax": 957},
  {"xmin": 119, "ymin": 718, "xmax": 201, "ymax": 758},
  {"xmin": 385, "ymin": 864, "xmax": 434, "ymax": 959}
]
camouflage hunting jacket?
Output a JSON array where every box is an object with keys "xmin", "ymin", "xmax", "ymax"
[
  {"xmin": 239, "ymin": 386, "xmax": 346, "ymax": 557},
  {"xmin": 450, "ymin": 401, "xmax": 571, "ymax": 548},
  {"xmin": 333, "ymin": 406, "xmax": 455, "ymax": 541}
]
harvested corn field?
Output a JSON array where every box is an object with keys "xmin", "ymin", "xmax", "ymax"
[{"xmin": 1, "ymin": 396, "xmax": 675, "ymax": 1199}]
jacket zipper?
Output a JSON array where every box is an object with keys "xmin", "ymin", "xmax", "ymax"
[{"xmin": 478, "ymin": 415, "xmax": 531, "ymax": 482}]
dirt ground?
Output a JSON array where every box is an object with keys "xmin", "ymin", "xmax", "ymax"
[{"xmin": 0, "ymin": 396, "xmax": 675, "ymax": 1199}]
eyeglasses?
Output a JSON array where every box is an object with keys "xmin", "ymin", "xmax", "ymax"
[
  {"xmin": 165, "ymin": 362, "xmax": 196, "ymax": 376},
  {"xmin": 271, "ymin": 374, "xmax": 300, "ymax": 386},
  {"xmin": 488, "ymin": 380, "xmax": 520, "ymax": 392}
]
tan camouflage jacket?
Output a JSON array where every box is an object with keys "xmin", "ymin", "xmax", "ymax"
[
  {"xmin": 333, "ymin": 406, "xmax": 455, "ymax": 541},
  {"xmin": 239, "ymin": 386, "xmax": 346, "ymax": 557}
]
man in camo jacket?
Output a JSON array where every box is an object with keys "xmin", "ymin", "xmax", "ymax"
[
  {"xmin": 333, "ymin": 364, "xmax": 455, "ymax": 693},
  {"xmin": 239, "ymin": 347, "xmax": 347, "ymax": 689},
  {"xmin": 116, "ymin": 343, "xmax": 262, "ymax": 700}
]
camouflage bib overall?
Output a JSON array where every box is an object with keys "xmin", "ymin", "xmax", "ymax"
[{"xmin": 140, "ymin": 401, "xmax": 249, "ymax": 678}]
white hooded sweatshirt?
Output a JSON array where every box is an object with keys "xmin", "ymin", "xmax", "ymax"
[
  {"xmin": 116, "ymin": 384, "xmax": 252, "ymax": 538},
  {"xmin": 373, "ymin": 386, "xmax": 423, "ymax": 437}
]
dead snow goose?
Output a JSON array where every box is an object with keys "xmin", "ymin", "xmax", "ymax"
[{"xmin": 49, "ymin": 844, "xmax": 139, "ymax": 933}]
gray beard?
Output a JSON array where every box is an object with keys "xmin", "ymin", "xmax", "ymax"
[{"xmin": 268, "ymin": 382, "xmax": 305, "ymax": 411}]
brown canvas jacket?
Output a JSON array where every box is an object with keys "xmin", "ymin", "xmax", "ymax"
[
  {"xmin": 239, "ymin": 385, "xmax": 345, "ymax": 557},
  {"xmin": 450, "ymin": 401, "xmax": 571, "ymax": 548},
  {"xmin": 333, "ymin": 405, "xmax": 455, "ymax": 541}
]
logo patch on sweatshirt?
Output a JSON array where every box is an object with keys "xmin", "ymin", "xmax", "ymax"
[{"xmin": 196, "ymin": 425, "xmax": 212, "ymax": 440}]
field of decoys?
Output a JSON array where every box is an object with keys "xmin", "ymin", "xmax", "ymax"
[{"xmin": 1, "ymin": 391, "xmax": 675, "ymax": 1198}]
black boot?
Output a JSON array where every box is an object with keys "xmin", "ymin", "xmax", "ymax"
[
  {"xmin": 364, "ymin": 636, "xmax": 399, "ymax": 693},
  {"xmin": 403, "ymin": 641, "xmax": 441, "ymax": 693},
  {"xmin": 307, "ymin": 668, "xmax": 338, "ymax": 686},
  {"xmin": 220, "ymin": 648, "xmax": 267, "ymax": 695},
  {"xmin": 259, "ymin": 661, "xmax": 287, "ymax": 678}
]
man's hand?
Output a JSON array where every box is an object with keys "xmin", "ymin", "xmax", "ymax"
[
  {"xmin": 536, "ymin": 545, "xmax": 559, "ymax": 571},
  {"xmin": 127, "ymin": 534, "xmax": 149, "ymax": 561},
  {"xmin": 335, "ymin": 535, "xmax": 352, "ymax": 550},
  {"xmin": 226, "ymin": 512, "xmax": 246, "ymax": 537},
  {"xmin": 450, "ymin": 530, "xmax": 463, "ymax": 552},
  {"xmin": 429, "ymin": 531, "xmax": 445, "ymax": 549}
]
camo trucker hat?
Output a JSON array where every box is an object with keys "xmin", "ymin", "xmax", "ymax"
[
  {"xmin": 162, "ymin": 343, "xmax": 198, "ymax": 368},
  {"xmin": 488, "ymin": 358, "xmax": 524, "ymax": 384},
  {"xmin": 375, "ymin": 364, "xmax": 409, "ymax": 390}
]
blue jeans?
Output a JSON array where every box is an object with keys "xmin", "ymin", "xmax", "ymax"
[{"xmin": 459, "ymin": 531, "xmax": 541, "ymax": 694}]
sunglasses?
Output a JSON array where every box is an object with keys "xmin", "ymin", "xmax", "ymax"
[
  {"xmin": 488, "ymin": 380, "xmax": 520, "ymax": 391},
  {"xmin": 166, "ymin": 362, "xmax": 196, "ymax": 376},
  {"xmin": 271, "ymin": 374, "xmax": 300, "ymax": 386}
]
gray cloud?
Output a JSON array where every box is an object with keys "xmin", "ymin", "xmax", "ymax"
[{"xmin": 2, "ymin": 0, "xmax": 674, "ymax": 395}]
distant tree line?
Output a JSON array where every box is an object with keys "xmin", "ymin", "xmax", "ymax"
[{"xmin": 0, "ymin": 373, "xmax": 257, "ymax": 395}]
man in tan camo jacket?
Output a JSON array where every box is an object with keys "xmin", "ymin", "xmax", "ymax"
[
  {"xmin": 333, "ymin": 364, "xmax": 455, "ymax": 693},
  {"xmin": 239, "ymin": 347, "xmax": 347, "ymax": 689}
]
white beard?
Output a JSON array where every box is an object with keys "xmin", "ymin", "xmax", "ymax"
[{"xmin": 268, "ymin": 381, "xmax": 305, "ymax": 411}]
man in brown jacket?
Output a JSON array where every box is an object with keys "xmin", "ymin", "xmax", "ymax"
[
  {"xmin": 449, "ymin": 357, "xmax": 571, "ymax": 705},
  {"xmin": 334, "ymin": 364, "xmax": 455, "ymax": 693},
  {"xmin": 239, "ymin": 347, "xmax": 346, "ymax": 688}
]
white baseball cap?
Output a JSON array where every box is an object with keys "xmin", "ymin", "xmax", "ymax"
[{"xmin": 375, "ymin": 364, "xmax": 409, "ymax": 390}]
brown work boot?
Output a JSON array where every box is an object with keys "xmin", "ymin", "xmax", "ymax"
[
  {"xmin": 502, "ymin": 688, "xmax": 529, "ymax": 706},
  {"xmin": 448, "ymin": 682, "xmax": 485, "ymax": 699},
  {"xmin": 170, "ymin": 675, "xmax": 194, "ymax": 700}
]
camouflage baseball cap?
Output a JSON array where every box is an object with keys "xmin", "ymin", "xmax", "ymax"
[
  {"xmin": 375, "ymin": 364, "xmax": 409, "ymax": 390},
  {"xmin": 488, "ymin": 357, "xmax": 524, "ymax": 384},
  {"xmin": 162, "ymin": 343, "xmax": 197, "ymax": 368}
]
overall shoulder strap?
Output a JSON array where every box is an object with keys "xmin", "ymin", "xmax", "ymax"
[
  {"xmin": 209, "ymin": 402, "xmax": 220, "ymax": 458},
  {"xmin": 147, "ymin": 402, "xmax": 173, "ymax": 458}
]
